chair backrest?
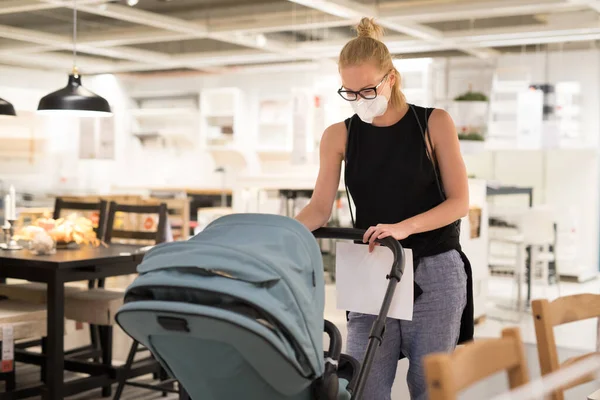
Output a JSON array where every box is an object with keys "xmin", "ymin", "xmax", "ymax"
[
  {"xmin": 424, "ymin": 327, "xmax": 529, "ymax": 400},
  {"xmin": 53, "ymin": 197, "xmax": 108, "ymax": 240},
  {"xmin": 532, "ymin": 294, "xmax": 600, "ymax": 400},
  {"xmin": 104, "ymin": 201, "xmax": 168, "ymax": 245}
]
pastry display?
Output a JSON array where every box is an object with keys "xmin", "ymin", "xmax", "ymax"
[{"xmin": 14, "ymin": 213, "xmax": 104, "ymax": 248}]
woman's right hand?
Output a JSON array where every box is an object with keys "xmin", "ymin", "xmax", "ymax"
[{"xmin": 294, "ymin": 122, "xmax": 347, "ymax": 231}]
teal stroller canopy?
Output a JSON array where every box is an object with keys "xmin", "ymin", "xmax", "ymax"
[{"xmin": 116, "ymin": 213, "xmax": 405, "ymax": 400}]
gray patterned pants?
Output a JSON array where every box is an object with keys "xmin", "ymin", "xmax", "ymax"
[{"xmin": 346, "ymin": 249, "xmax": 467, "ymax": 400}]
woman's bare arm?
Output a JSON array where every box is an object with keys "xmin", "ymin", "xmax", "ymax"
[
  {"xmin": 402, "ymin": 108, "xmax": 470, "ymax": 233},
  {"xmin": 295, "ymin": 122, "xmax": 346, "ymax": 231}
]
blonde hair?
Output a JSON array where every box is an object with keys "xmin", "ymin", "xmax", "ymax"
[{"xmin": 338, "ymin": 17, "xmax": 406, "ymax": 109}]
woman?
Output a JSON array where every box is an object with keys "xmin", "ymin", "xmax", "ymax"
[{"xmin": 295, "ymin": 17, "xmax": 473, "ymax": 400}]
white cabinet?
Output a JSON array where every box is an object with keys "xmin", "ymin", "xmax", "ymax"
[
  {"xmin": 256, "ymin": 97, "xmax": 292, "ymax": 152},
  {"xmin": 461, "ymin": 179, "xmax": 489, "ymax": 321},
  {"xmin": 128, "ymin": 93, "xmax": 200, "ymax": 148}
]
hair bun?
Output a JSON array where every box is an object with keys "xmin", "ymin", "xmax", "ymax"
[{"xmin": 356, "ymin": 17, "xmax": 385, "ymax": 40}]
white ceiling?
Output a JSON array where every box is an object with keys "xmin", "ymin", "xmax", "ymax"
[{"xmin": 0, "ymin": 0, "xmax": 599, "ymax": 75}]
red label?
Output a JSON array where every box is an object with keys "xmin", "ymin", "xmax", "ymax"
[
  {"xmin": 1, "ymin": 360, "xmax": 13, "ymax": 372},
  {"xmin": 144, "ymin": 217, "xmax": 154, "ymax": 230},
  {"xmin": 75, "ymin": 321, "xmax": 84, "ymax": 330},
  {"xmin": 90, "ymin": 212, "xmax": 99, "ymax": 226}
]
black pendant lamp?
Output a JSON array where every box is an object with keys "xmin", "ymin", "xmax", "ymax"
[
  {"xmin": 0, "ymin": 97, "xmax": 16, "ymax": 117},
  {"xmin": 37, "ymin": 0, "xmax": 111, "ymax": 117}
]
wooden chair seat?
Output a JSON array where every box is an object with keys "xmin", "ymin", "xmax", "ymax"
[
  {"xmin": 0, "ymin": 299, "xmax": 48, "ymax": 340},
  {"xmin": 65, "ymin": 289, "xmax": 124, "ymax": 326},
  {"xmin": 0, "ymin": 282, "xmax": 84, "ymax": 305}
]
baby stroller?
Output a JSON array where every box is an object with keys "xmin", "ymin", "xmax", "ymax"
[{"xmin": 115, "ymin": 213, "xmax": 405, "ymax": 400}]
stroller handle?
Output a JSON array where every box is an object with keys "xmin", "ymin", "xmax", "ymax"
[
  {"xmin": 312, "ymin": 227, "xmax": 405, "ymax": 281},
  {"xmin": 313, "ymin": 227, "xmax": 406, "ymax": 399}
]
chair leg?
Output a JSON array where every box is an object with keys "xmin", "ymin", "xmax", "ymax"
[
  {"xmin": 40, "ymin": 336, "xmax": 47, "ymax": 383},
  {"xmin": 6, "ymin": 370, "xmax": 16, "ymax": 391},
  {"xmin": 100, "ymin": 326, "xmax": 113, "ymax": 398},
  {"xmin": 113, "ymin": 340, "xmax": 139, "ymax": 400},
  {"xmin": 89, "ymin": 324, "xmax": 102, "ymax": 363},
  {"xmin": 159, "ymin": 367, "xmax": 170, "ymax": 396}
]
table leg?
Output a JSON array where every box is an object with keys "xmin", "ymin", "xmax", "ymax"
[
  {"xmin": 526, "ymin": 245, "xmax": 532, "ymax": 304},
  {"xmin": 100, "ymin": 326, "xmax": 113, "ymax": 397},
  {"xmin": 45, "ymin": 274, "xmax": 65, "ymax": 400},
  {"xmin": 516, "ymin": 242, "xmax": 525, "ymax": 313}
]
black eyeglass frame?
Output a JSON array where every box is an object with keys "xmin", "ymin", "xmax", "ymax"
[{"xmin": 337, "ymin": 73, "xmax": 389, "ymax": 101}]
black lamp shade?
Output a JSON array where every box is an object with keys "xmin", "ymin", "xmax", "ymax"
[
  {"xmin": 0, "ymin": 97, "xmax": 16, "ymax": 116},
  {"xmin": 37, "ymin": 74, "xmax": 112, "ymax": 117}
]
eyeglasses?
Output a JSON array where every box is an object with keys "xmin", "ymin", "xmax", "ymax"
[{"xmin": 337, "ymin": 73, "xmax": 389, "ymax": 101}]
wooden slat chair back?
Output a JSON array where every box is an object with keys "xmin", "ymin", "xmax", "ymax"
[
  {"xmin": 424, "ymin": 327, "xmax": 529, "ymax": 400},
  {"xmin": 144, "ymin": 197, "xmax": 191, "ymax": 240},
  {"xmin": 53, "ymin": 197, "xmax": 108, "ymax": 240},
  {"xmin": 104, "ymin": 201, "xmax": 168, "ymax": 245},
  {"xmin": 532, "ymin": 294, "xmax": 600, "ymax": 400}
]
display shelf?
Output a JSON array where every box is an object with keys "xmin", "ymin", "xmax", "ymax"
[
  {"xmin": 129, "ymin": 91, "xmax": 200, "ymax": 149},
  {"xmin": 200, "ymin": 88, "xmax": 242, "ymax": 149},
  {"xmin": 129, "ymin": 108, "xmax": 198, "ymax": 119}
]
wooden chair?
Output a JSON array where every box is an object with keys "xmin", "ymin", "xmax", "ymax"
[
  {"xmin": 532, "ymin": 294, "xmax": 600, "ymax": 400},
  {"xmin": 53, "ymin": 197, "xmax": 109, "ymax": 238},
  {"xmin": 62, "ymin": 201, "xmax": 169, "ymax": 398},
  {"xmin": 0, "ymin": 298, "xmax": 48, "ymax": 393},
  {"xmin": 424, "ymin": 327, "xmax": 529, "ymax": 400}
]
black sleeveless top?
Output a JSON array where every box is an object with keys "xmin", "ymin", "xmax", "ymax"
[
  {"xmin": 343, "ymin": 104, "xmax": 474, "ymax": 345},
  {"xmin": 344, "ymin": 104, "xmax": 460, "ymax": 259}
]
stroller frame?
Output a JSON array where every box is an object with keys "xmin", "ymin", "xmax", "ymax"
[{"xmin": 313, "ymin": 227, "xmax": 405, "ymax": 400}]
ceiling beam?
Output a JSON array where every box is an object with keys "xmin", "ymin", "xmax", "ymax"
[
  {"xmin": 0, "ymin": 24, "xmax": 174, "ymax": 65},
  {"xmin": 0, "ymin": 0, "xmax": 108, "ymax": 15},
  {"xmin": 566, "ymin": 0, "xmax": 600, "ymax": 13},
  {"xmin": 286, "ymin": 0, "xmax": 498, "ymax": 59},
  {"xmin": 81, "ymin": 21, "xmax": 600, "ymax": 74},
  {"xmin": 383, "ymin": 0, "xmax": 585, "ymax": 22},
  {"xmin": 45, "ymin": 1, "xmax": 292, "ymax": 54}
]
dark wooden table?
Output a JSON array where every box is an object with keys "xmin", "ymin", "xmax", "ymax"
[{"xmin": 0, "ymin": 244, "xmax": 147, "ymax": 400}]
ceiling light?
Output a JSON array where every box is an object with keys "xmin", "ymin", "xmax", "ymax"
[
  {"xmin": 37, "ymin": 0, "xmax": 112, "ymax": 117},
  {"xmin": 127, "ymin": 0, "xmax": 139, "ymax": 6},
  {"xmin": 0, "ymin": 97, "xmax": 16, "ymax": 117}
]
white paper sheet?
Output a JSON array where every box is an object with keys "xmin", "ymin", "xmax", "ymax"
[{"xmin": 335, "ymin": 242, "xmax": 414, "ymax": 321}]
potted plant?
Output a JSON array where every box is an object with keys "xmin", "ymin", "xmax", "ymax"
[{"xmin": 457, "ymin": 127, "xmax": 486, "ymax": 154}]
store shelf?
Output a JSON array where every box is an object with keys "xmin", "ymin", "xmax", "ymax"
[{"xmin": 130, "ymin": 108, "xmax": 198, "ymax": 119}]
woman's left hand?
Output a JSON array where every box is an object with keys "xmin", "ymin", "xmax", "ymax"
[{"xmin": 363, "ymin": 222, "xmax": 413, "ymax": 253}]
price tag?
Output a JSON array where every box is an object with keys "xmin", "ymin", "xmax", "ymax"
[{"xmin": 2, "ymin": 325, "xmax": 14, "ymax": 373}]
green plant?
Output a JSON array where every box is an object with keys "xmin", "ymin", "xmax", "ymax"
[
  {"xmin": 454, "ymin": 91, "xmax": 488, "ymax": 102},
  {"xmin": 458, "ymin": 132, "xmax": 485, "ymax": 141}
]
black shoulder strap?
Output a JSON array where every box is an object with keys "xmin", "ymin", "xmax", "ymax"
[
  {"xmin": 344, "ymin": 115, "xmax": 356, "ymax": 228},
  {"xmin": 410, "ymin": 105, "xmax": 461, "ymax": 235},
  {"xmin": 409, "ymin": 105, "xmax": 446, "ymax": 201}
]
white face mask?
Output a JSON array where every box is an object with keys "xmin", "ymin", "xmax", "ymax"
[{"xmin": 350, "ymin": 95, "xmax": 389, "ymax": 124}]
